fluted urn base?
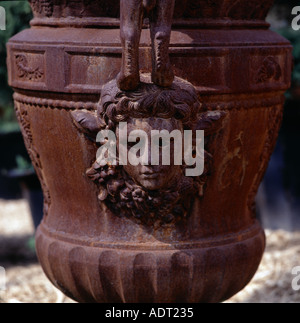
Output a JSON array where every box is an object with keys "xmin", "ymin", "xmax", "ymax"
[{"xmin": 36, "ymin": 220, "xmax": 265, "ymax": 303}]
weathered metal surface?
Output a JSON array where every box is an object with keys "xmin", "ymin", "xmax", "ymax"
[
  {"xmin": 117, "ymin": 0, "xmax": 175, "ymax": 90},
  {"xmin": 7, "ymin": 0, "xmax": 292, "ymax": 303}
]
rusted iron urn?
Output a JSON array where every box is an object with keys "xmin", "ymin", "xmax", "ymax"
[{"xmin": 7, "ymin": 0, "xmax": 292, "ymax": 303}]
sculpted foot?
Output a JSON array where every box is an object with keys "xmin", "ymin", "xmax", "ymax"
[
  {"xmin": 117, "ymin": 72, "xmax": 140, "ymax": 91},
  {"xmin": 152, "ymin": 63, "xmax": 174, "ymax": 88}
]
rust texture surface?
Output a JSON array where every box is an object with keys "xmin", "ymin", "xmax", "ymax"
[{"xmin": 7, "ymin": 0, "xmax": 292, "ymax": 303}]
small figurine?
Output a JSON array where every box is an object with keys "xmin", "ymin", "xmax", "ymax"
[{"xmin": 117, "ymin": 0, "xmax": 175, "ymax": 91}]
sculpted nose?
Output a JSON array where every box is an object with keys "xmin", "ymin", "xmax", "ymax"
[{"xmin": 140, "ymin": 164, "xmax": 161, "ymax": 174}]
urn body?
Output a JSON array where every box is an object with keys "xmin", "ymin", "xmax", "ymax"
[{"xmin": 7, "ymin": 0, "xmax": 292, "ymax": 303}]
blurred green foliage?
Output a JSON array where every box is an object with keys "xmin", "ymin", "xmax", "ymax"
[{"xmin": 0, "ymin": 1, "xmax": 32, "ymax": 132}]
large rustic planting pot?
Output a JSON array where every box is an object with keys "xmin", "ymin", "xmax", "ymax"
[{"xmin": 7, "ymin": 0, "xmax": 292, "ymax": 303}]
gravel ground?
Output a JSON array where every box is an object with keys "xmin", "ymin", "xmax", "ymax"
[
  {"xmin": 0, "ymin": 199, "xmax": 299, "ymax": 303},
  {"xmin": 0, "ymin": 199, "xmax": 74, "ymax": 303}
]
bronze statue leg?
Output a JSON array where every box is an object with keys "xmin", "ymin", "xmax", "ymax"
[
  {"xmin": 117, "ymin": 0, "xmax": 144, "ymax": 91},
  {"xmin": 149, "ymin": 0, "xmax": 175, "ymax": 87}
]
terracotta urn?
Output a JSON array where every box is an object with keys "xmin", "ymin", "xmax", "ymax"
[{"xmin": 7, "ymin": 0, "xmax": 292, "ymax": 303}]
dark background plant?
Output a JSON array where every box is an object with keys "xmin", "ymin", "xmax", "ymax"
[
  {"xmin": 0, "ymin": 1, "xmax": 33, "ymax": 199},
  {"xmin": 0, "ymin": 1, "xmax": 32, "ymax": 133}
]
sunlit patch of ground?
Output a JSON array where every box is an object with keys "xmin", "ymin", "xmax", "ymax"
[{"xmin": 227, "ymin": 230, "xmax": 300, "ymax": 303}]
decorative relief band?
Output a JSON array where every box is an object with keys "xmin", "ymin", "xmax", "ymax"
[
  {"xmin": 39, "ymin": 220, "xmax": 263, "ymax": 251},
  {"xmin": 13, "ymin": 92, "xmax": 285, "ymax": 112},
  {"xmin": 13, "ymin": 93, "xmax": 97, "ymax": 111},
  {"xmin": 27, "ymin": 0, "xmax": 273, "ymax": 24},
  {"xmin": 29, "ymin": 17, "xmax": 270, "ymax": 29},
  {"xmin": 198, "ymin": 93, "xmax": 285, "ymax": 111}
]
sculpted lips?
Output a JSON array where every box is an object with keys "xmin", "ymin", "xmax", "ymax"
[{"xmin": 140, "ymin": 170, "xmax": 160, "ymax": 179}]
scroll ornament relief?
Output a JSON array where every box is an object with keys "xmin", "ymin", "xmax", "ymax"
[
  {"xmin": 255, "ymin": 57, "xmax": 282, "ymax": 84},
  {"xmin": 14, "ymin": 100, "xmax": 51, "ymax": 216},
  {"xmin": 29, "ymin": 0, "xmax": 54, "ymax": 17},
  {"xmin": 15, "ymin": 54, "xmax": 44, "ymax": 82},
  {"xmin": 218, "ymin": 131, "xmax": 248, "ymax": 191},
  {"xmin": 247, "ymin": 105, "xmax": 283, "ymax": 215}
]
